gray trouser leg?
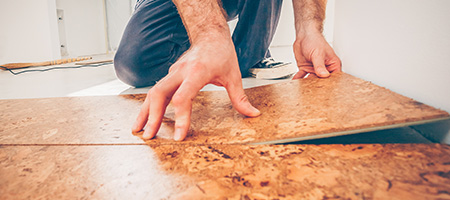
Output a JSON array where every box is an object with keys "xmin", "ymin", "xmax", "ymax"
[
  {"xmin": 114, "ymin": 0, "xmax": 283, "ymax": 87},
  {"xmin": 232, "ymin": 0, "xmax": 283, "ymax": 77},
  {"xmin": 114, "ymin": 0, "xmax": 189, "ymax": 87}
]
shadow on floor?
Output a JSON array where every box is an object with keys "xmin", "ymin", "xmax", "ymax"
[
  {"xmin": 288, "ymin": 127, "xmax": 432, "ymax": 144},
  {"xmin": 412, "ymin": 119, "xmax": 450, "ymax": 144}
]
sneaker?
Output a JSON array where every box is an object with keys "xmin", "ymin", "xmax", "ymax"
[{"xmin": 248, "ymin": 58, "xmax": 298, "ymax": 79}]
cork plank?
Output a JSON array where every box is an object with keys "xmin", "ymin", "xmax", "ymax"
[
  {"xmin": 0, "ymin": 72, "xmax": 448, "ymax": 145},
  {"xmin": 1, "ymin": 144, "xmax": 450, "ymax": 199},
  {"xmin": 0, "ymin": 95, "xmax": 145, "ymax": 144},
  {"xmin": 154, "ymin": 73, "xmax": 449, "ymax": 144}
]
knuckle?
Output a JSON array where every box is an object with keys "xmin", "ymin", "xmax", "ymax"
[
  {"xmin": 172, "ymin": 89, "xmax": 196, "ymax": 107},
  {"xmin": 338, "ymin": 58, "xmax": 343, "ymax": 66},
  {"xmin": 171, "ymin": 94, "xmax": 186, "ymax": 107},
  {"xmin": 147, "ymin": 119, "xmax": 159, "ymax": 128},
  {"xmin": 238, "ymin": 94, "xmax": 249, "ymax": 104},
  {"xmin": 169, "ymin": 63, "xmax": 180, "ymax": 73},
  {"xmin": 137, "ymin": 109, "xmax": 147, "ymax": 119},
  {"xmin": 189, "ymin": 62, "xmax": 205, "ymax": 73},
  {"xmin": 149, "ymin": 86, "xmax": 162, "ymax": 97},
  {"xmin": 176, "ymin": 62, "xmax": 187, "ymax": 70},
  {"xmin": 175, "ymin": 122, "xmax": 187, "ymax": 130}
]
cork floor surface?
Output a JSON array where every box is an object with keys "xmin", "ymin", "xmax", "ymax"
[
  {"xmin": 1, "ymin": 72, "xmax": 450, "ymax": 199},
  {"xmin": 1, "ymin": 144, "xmax": 450, "ymax": 199},
  {"xmin": 0, "ymin": 73, "xmax": 448, "ymax": 145}
]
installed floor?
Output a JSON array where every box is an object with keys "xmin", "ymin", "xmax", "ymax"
[
  {"xmin": 2, "ymin": 144, "xmax": 450, "ymax": 199},
  {"xmin": 2, "ymin": 50, "xmax": 450, "ymax": 198}
]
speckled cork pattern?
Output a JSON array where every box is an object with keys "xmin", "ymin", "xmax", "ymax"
[
  {"xmin": 0, "ymin": 72, "xmax": 448, "ymax": 145},
  {"xmin": 0, "ymin": 95, "xmax": 143, "ymax": 144},
  {"xmin": 153, "ymin": 73, "xmax": 449, "ymax": 144},
  {"xmin": 2, "ymin": 72, "xmax": 450, "ymax": 199},
  {"xmin": 1, "ymin": 144, "xmax": 450, "ymax": 199}
]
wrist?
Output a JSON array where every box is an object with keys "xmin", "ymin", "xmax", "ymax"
[
  {"xmin": 296, "ymin": 22, "xmax": 323, "ymax": 40},
  {"xmin": 191, "ymin": 27, "xmax": 231, "ymax": 45},
  {"xmin": 190, "ymin": 28, "xmax": 235, "ymax": 52}
]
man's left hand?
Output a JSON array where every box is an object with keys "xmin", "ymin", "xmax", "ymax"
[{"xmin": 292, "ymin": 33, "xmax": 341, "ymax": 79}]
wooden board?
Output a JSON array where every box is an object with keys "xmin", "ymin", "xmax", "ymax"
[
  {"xmin": 0, "ymin": 72, "xmax": 448, "ymax": 145},
  {"xmin": 1, "ymin": 144, "xmax": 450, "ymax": 199}
]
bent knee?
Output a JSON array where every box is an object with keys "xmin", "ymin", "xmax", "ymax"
[{"xmin": 114, "ymin": 52, "xmax": 167, "ymax": 88}]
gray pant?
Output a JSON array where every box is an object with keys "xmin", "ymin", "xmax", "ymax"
[{"xmin": 114, "ymin": 0, "xmax": 283, "ymax": 87}]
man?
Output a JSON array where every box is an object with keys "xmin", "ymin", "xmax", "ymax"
[{"xmin": 114, "ymin": 0, "xmax": 341, "ymax": 141}]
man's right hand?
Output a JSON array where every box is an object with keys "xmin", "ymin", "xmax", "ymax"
[{"xmin": 132, "ymin": 36, "xmax": 260, "ymax": 141}]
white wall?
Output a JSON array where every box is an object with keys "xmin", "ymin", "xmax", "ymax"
[
  {"xmin": 333, "ymin": 0, "xmax": 450, "ymax": 113},
  {"xmin": 56, "ymin": 0, "xmax": 107, "ymax": 57},
  {"xmin": 333, "ymin": 0, "xmax": 450, "ymax": 143},
  {"xmin": 0, "ymin": 0, "xmax": 61, "ymax": 64},
  {"xmin": 105, "ymin": 0, "xmax": 134, "ymax": 51}
]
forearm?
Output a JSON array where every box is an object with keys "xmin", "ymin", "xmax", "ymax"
[
  {"xmin": 172, "ymin": 0, "xmax": 231, "ymax": 45},
  {"xmin": 292, "ymin": 0, "xmax": 326, "ymax": 38}
]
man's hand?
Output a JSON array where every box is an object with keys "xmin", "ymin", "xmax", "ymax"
[
  {"xmin": 292, "ymin": 0, "xmax": 341, "ymax": 79},
  {"xmin": 132, "ymin": 0, "xmax": 260, "ymax": 141},
  {"xmin": 292, "ymin": 32, "xmax": 341, "ymax": 79}
]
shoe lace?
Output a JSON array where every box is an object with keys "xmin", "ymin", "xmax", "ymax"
[{"xmin": 261, "ymin": 58, "xmax": 277, "ymax": 65}]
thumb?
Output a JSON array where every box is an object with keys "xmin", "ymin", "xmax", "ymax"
[
  {"xmin": 312, "ymin": 54, "xmax": 330, "ymax": 78},
  {"xmin": 225, "ymin": 78, "xmax": 261, "ymax": 117}
]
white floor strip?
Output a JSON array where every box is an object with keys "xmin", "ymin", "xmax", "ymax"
[{"xmin": 67, "ymin": 79, "xmax": 130, "ymax": 97}]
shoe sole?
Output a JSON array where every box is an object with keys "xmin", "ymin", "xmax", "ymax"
[{"xmin": 249, "ymin": 63, "xmax": 298, "ymax": 79}]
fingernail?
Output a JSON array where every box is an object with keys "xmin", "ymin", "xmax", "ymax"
[
  {"xmin": 250, "ymin": 106, "xmax": 261, "ymax": 117},
  {"xmin": 132, "ymin": 122, "xmax": 139, "ymax": 132},
  {"xmin": 174, "ymin": 129, "xmax": 183, "ymax": 141},
  {"xmin": 143, "ymin": 128, "xmax": 152, "ymax": 139},
  {"xmin": 319, "ymin": 69, "xmax": 330, "ymax": 77}
]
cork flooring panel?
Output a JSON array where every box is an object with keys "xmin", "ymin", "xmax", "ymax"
[
  {"xmin": 1, "ymin": 144, "xmax": 450, "ymax": 199},
  {"xmin": 0, "ymin": 73, "xmax": 448, "ymax": 145},
  {"xmin": 0, "ymin": 95, "xmax": 144, "ymax": 144}
]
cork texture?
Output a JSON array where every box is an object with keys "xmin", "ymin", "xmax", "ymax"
[
  {"xmin": 1, "ymin": 144, "xmax": 450, "ymax": 199},
  {"xmin": 0, "ymin": 73, "xmax": 447, "ymax": 145},
  {"xmin": 2, "ymin": 72, "xmax": 450, "ymax": 199}
]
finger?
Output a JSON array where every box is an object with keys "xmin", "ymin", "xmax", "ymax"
[
  {"xmin": 297, "ymin": 63, "xmax": 314, "ymax": 67},
  {"xmin": 292, "ymin": 70, "xmax": 307, "ymax": 79},
  {"xmin": 312, "ymin": 55, "xmax": 330, "ymax": 78},
  {"xmin": 225, "ymin": 74, "xmax": 260, "ymax": 118},
  {"xmin": 142, "ymin": 90, "xmax": 171, "ymax": 139},
  {"xmin": 327, "ymin": 64, "xmax": 341, "ymax": 73},
  {"xmin": 171, "ymin": 77, "xmax": 206, "ymax": 141},
  {"xmin": 133, "ymin": 72, "xmax": 179, "ymax": 133},
  {"xmin": 299, "ymin": 66, "xmax": 315, "ymax": 73},
  {"xmin": 142, "ymin": 87, "xmax": 177, "ymax": 139},
  {"xmin": 132, "ymin": 96, "xmax": 150, "ymax": 133},
  {"xmin": 327, "ymin": 57, "xmax": 342, "ymax": 73},
  {"xmin": 293, "ymin": 63, "xmax": 313, "ymax": 79},
  {"xmin": 142, "ymin": 73, "xmax": 183, "ymax": 139}
]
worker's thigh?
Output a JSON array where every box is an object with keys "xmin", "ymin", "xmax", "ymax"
[
  {"xmin": 114, "ymin": 0, "xmax": 190, "ymax": 87},
  {"xmin": 114, "ymin": 0, "xmax": 245, "ymax": 87}
]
